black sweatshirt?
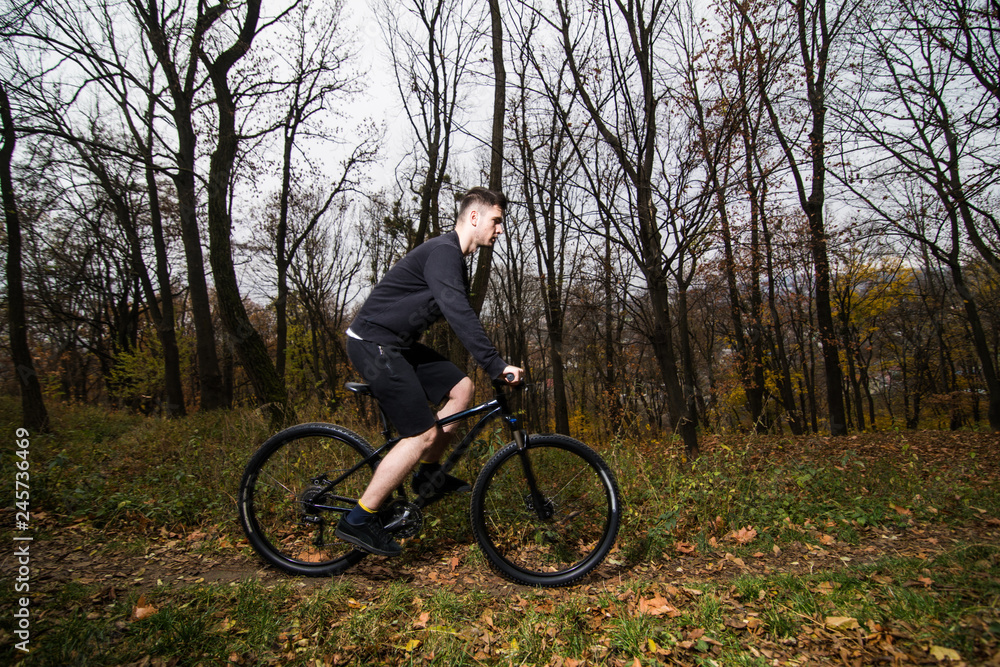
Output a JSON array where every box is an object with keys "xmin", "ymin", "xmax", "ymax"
[{"xmin": 349, "ymin": 231, "xmax": 508, "ymax": 379}]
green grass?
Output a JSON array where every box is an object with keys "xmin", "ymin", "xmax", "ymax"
[
  {"xmin": 4, "ymin": 553, "xmax": 998, "ymax": 665},
  {"xmin": 1, "ymin": 396, "xmax": 998, "ymax": 664}
]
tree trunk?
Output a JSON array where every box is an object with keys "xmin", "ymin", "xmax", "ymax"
[
  {"xmin": 761, "ymin": 208, "xmax": 804, "ymax": 434},
  {"xmin": 739, "ymin": 0, "xmax": 850, "ymax": 435},
  {"xmin": 133, "ymin": 0, "xmax": 226, "ymax": 410},
  {"xmin": 676, "ymin": 285, "xmax": 702, "ymax": 433},
  {"xmin": 602, "ymin": 224, "xmax": 622, "ymax": 436},
  {"xmin": 141, "ymin": 145, "xmax": 186, "ymax": 416},
  {"xmin": 646, "ymin": 260, "xmax": 699, "ymax": 458},
  {"xmin": 1, "ymin": 85, "xmax": 50, "ymax": 432},
  {"xmin": 275, "ymin": 119, "xmax": 295, "ymax": 381},
  {"xmin": 174, "ymin": 139, "xmax": 227, "ymax": 411},
  {"xmin": 203, "ymin": 0, "xmax": 289, "ymax": 423},
  {"xmin": 951, "ymin": 265, "xmax": 1000, "ymax": 430},
  {"xmin": 806, "ymin": 201, "xmax": 848, "ymax": 435},
  {"xmin": 469, "ymin": 0, "xmax": 506, "ymax": 316}
]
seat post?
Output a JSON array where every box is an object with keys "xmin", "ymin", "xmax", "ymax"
[
  {"xmin": 377, "ymin": 405, "xmax": 392, "ymax": 440},
  {"xmin": 345, "ymin": 381, "xmax": 394, "ymax": 440}
]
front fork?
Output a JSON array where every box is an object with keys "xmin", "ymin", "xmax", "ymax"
[{"xmin": 509, "ymin": 422, "xmax": 554, "ymax": 521}]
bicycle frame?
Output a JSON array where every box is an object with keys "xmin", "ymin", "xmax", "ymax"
[{"xmin": 310, "ymin": 382, "xmax": 546, "ymax": 517}]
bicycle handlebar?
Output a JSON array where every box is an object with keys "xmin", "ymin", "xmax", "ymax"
[{"xmin": 492, "ymin": 372, "xmax": 526, "ymax": 393}]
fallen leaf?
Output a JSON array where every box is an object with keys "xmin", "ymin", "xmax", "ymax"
[
  {"xmin": 215, "ymin": 616, "xmax": 236, "ymax": 633},
  {"xmin": 825, "ymin": 616, "xmax": 860, "ymax": 631},
  {"xmin": 813, "ymin": 581, "xmax": 837, "ymax": 595},
  {"xmin": 638, "ymin": 595, "xmax": 681, "ymax": 617},
  {"xmin": 132, "ymin": 595, "xmax": 157, "ymax": 621},
  {"xmin": 929, "ymin": 645, "xmax": 961, "ymax": 662},
  {"xmin": 394, "ymin": 639, "xmax": 421, "ymax": 653},
  {"xmin": 675, "ymin": 542, "xmax": 696, "ymax": 554},
  {"xmin": 723, "ymin": 552, "xmax": 747, "ymax": 568},
  {"xmin": 729, "ymin": 526, "xmax": 758, "ymax": 544}
]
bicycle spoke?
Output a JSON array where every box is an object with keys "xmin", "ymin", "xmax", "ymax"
[
  {"xmin": 239, "ymin": 424, "xmax": 376, "ymax": 576},
  {"xmin": 471, "ymin": 435, "xmax": 620, "ymax": 587}
]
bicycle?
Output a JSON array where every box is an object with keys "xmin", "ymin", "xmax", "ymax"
[{"xmin": 237, "ymin": 377, "xmax": 622, "ymax": 587}]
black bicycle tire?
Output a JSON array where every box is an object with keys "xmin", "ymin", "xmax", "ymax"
[
  {"xmin": 238, "ymin": 422, "xmax": 375, "ymax": 576},
  {"xmin": 469, "ymin": 434, "xmax": 621, "ymax": 587}
]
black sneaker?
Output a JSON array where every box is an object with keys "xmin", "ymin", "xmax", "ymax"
[
  {"xmin": 412, "ymin": 466, "xmax": 471, "ymax": 505},
  {"xmin": 334, "ymin": 518, "xmax": 402, "ymax": 556}
]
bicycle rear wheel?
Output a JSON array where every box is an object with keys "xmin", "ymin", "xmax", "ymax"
[
  {"xmin": 238, "ymin": 423, "xmax": 376, "ymax": 576},
  {"xmin": 470, "ymin": 434, "xmax": 621, "ymax": 587}
]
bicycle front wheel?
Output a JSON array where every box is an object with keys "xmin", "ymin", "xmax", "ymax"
[
  {"xmin": 470, "ymin": 434, "xmax": 621, "ymax": 587},
  {"xmin": 238, "ymin": 423, "xmax": 376, "ymax": 576}
]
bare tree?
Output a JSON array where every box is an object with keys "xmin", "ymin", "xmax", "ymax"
[
  {"xmin": 266, "ymin": 0, "xmax": 372, "ymax": 381},
  {"xmin": 835, "ymin": 0, "xmax": 1000, "ymax": 430},
  {"xmin": 512, "ymin": 71, "xmax": 582, "ymax": 434},
  {"xmin": 912, "ymin": 0, "xmax": 1000, "ymax": 119},
  {"xmin": 3, "ymin": 0, "xmax": 191, "ymax": 414},
  {"xmin": 1, "ymin": 84, "xmax": 49, "ymax": 431},
  {"xmin": 468, "ymin": 0, "xmax": 507, "ymax": 315},
  {"xmin": 202, "ymin": 0, "xmax": 298, "ymax": 421},
  {"xmin": 285, "ymin": 202, "xmax": 365, "ymax": 407},
  {"xmin": 542, "ymin": 0, "xmax": 701, "ymax": 456},
  {"xmin": 130, "ymin": 0, "xmax": 228, "ymax": 410},
  {"xmin": 734, "ymin": 0, "xmax": 858, "ymax": 435},
  {"xmin": 379, "ymin": 0, "xmax": 486, "ymax": 247},
  {"xmin": 678, "ymin": 0, "xmax": 774, "ymax": 432}
]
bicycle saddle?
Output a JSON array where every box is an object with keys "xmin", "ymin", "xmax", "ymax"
[{"xmin": 344, "ymin": 382, "xmax": 372, "ymax": 396}]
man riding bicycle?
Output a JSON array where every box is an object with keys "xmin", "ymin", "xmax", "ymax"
[{"xmin": 336, "ymin": 187, "xmax": 523, "ymax": 556}]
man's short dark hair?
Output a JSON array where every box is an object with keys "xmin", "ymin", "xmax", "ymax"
[{"xmin": 458, "ymin": 187, "xmax": 507, "ymax": 218}]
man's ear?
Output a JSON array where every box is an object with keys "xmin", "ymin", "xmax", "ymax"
[{"xmin": 467, "ymin": 207, "xmax": 479, "ymax": 227}]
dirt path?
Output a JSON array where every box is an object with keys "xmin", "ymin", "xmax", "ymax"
[{"xmin": 26, "ymin": 509, "xmax": 998, "ymax": 600}]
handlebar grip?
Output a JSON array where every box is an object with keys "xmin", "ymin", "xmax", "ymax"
[{"xmin": 504, "ymin": 372, "xmax": 516, "ymax": 383}]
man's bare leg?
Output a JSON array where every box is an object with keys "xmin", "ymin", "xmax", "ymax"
[
  {"xmin": 422, "ymin": 376, "xmax": 474, "ymax": 463},
  {"xmin": 337, "ymin": 377, "xmax": 475, "ymax": 555},
  {"xmin": 356, "ymin": 376, "xmax": 473, "ymax": 510},
  {"xmin": 357, "ymin": 425, "xmax": 440, "ymax": 511}
]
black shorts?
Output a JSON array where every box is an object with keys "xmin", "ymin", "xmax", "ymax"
[{"xmin": 346, "ymin": 338, "xmax": 467, "ymax": 438}]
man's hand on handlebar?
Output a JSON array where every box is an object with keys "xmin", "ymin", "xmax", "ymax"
[{"xmin": 500, "ymin": 366, "xmax": 524, "ymax": 385}]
